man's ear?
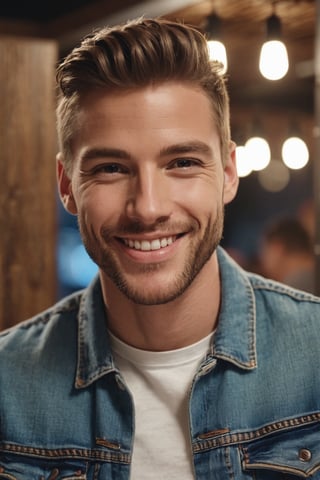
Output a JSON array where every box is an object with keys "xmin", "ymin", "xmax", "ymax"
[
  {"xmin": 56, "ymin": 153, "xmax": 78, "ymax": 215},
  {"xmin": 223, "ymin": 141, "xmax": 239, "ymax": 205}
]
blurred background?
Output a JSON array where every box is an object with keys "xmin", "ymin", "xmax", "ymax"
[{"xmin": 0, "ymin": 0, "xmax": 318, "ymax": 327}]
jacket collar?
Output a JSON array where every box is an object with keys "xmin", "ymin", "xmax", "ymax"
[
  {"xmin": 75, "ymin": 246, "xmax": 257, "ymax": 388},
  {"xmin": 75, "ymin": 277, "xmax": 116, "ymax": 388},
  {"xmin": 212, "ymin": 247, "xmax": 257, "ymax": 370}
]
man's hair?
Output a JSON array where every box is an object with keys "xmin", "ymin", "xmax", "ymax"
[{"xmin": 56, "ymin": 17, "xmax": 231, "ymax": 173}]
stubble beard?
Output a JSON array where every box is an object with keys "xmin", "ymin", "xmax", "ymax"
[{"xmin": 78, "ymin": 208, "xmax": 224, "ymax": 305}]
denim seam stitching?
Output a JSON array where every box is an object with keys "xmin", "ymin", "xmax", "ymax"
[
  {"xmin": 0, "ymin": 444, "xmax": 130, "ymax": 464},
  {"xmin": 193, "ymin": 413, "xmax": 320, "ymax": 452},
  {"xmin": 251, "ymin": 280, "xmax": 320, "ymax": 303}
]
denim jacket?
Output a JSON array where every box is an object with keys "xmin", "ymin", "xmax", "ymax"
[{"xmin": 1, "ymin": 246, "xmax": 320, "ymax": 479}]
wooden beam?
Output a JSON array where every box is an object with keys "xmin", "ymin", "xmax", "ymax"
[
  {"xmin": 314, "ymin": 0, "xmax": 320, "ymax": 295},
  {"xmin": 0, "ymin": 36, "xmax": 58, "ymax": 330}
]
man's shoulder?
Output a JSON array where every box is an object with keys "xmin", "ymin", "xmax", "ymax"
[
  {"xmin": 218, "ymin": 246, "xmax": 320, "ymax": 312},
  {"xmin": 247, "ymin": 271, "xmax": 320, "ymax": 331},
  {"xmin": 0, "ymin": 289, "xmax": 84, "ymax": 353},
  {"xmin": 249, "ymin": 271, "xmax": 320, "ymax": 304},
  {"xmin": 0, "ymin": 289, "xmax": 90, "ymax": 415}
]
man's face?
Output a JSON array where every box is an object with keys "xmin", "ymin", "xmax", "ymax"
[{"xmin": 58, "ymin": 82, "xmax": 238, "ymax": 305}]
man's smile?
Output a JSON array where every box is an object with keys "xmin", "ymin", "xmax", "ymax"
[{"xmin": 122, "ymin": 236, "xmax": 177, "ymax": 251}]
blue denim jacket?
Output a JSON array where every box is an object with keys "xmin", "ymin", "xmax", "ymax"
[{"xmin": 1, "ymin": 247, "xmax": 320, "ymax": 479}]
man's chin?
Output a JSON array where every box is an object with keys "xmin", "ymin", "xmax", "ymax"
[{"xmin": 117, "ymin": 286, "xmax": 182, "ymax": 306}]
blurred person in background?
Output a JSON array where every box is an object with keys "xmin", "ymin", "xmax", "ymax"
[{"xmin": 260, "ymin": 216, "xmax": 315, "ymax": 293}]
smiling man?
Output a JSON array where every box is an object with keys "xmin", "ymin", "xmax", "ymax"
[
  {"xmin": 1, "ymin": 17, "xmax": 320, "ymax": 480},
  {"xmin": 58, "ymin": 82, "xmax": 236, "ymax": 349}
]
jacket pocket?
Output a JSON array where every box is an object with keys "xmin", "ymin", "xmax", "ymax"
[
  {"xmin": 241, "ymin": 421, "xmax": 320, "ymax": 478},
  {"xmin": 0, "ymin": 456, "xmax": 87, "ymax": 480}
]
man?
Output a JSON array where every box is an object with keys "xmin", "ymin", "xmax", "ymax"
[{"xmin": 1, "ymin": 18, "xmax": 320, "ymax": 480}]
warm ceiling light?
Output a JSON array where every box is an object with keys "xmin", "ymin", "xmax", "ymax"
[
  {"xmin": 207, "ymin": 40, "xmax": 228, "ymax": 73},
  {"xmin": 259, "ymin": 14, "xmax": 289, "ymax": 80},
  {"xmin": 245, "ymin": 136, "xmax": 271, "ymax": 171},
  {"xmin": 282, "ymin": 136, "xmax": 309, "ymax": 169},
  {"xmin": 206, "ymin": 13, "xmax": 228, "ymax": 73},
  {"xmin": 235, "ymin": 145, "xmax": 253, "ymax": 177}
]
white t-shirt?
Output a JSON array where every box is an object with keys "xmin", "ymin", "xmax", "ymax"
[{"xmin": 109, "ymin": 331, "xmax": 214, "ymax": 479}]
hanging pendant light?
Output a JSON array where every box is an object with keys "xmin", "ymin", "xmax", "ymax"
[
  {"xmin": 245, "ymin": 136, "xmax": 271, "ymax": 171},
  {"xmin": 259, "ymin": 13, "xmax": 289, "ymax": 80},
  {"xmin": 282, "ymin": 136, "xmax": 309, "ymax": 169},
  {"xmin": 244, "ymin": 118, "xmax": 271, "ymax": 171},
  {"xmin": 205, "ymin": 13, "xmax": 228, "ymax": 74},
  {"xmin": 281, "ymin": 120, "xmax": 309, "ymax": 169},
  {"xmin": 235, "ymin": 145, "xmax": 253, "ymax": 178}
]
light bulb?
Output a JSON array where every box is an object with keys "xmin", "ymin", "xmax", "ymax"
[
  {"xmin": 235, "ymin": 146, "xmax": 252, "ymax": 177},
  {"xmin": 245, "ymin": 137, "xmax": 271, "ymax": 171},
  {"xmin": 259, "ymin": 40, "xmax": 289, "ymax": 80},
  {"xmin": 207, "ymin": 40, "xmax": 228, "ymax": 73},
  {"xmin": 282, "ymin": 137, "xmax": 309, "ymax": 169}
]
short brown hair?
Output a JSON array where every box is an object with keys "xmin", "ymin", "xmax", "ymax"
[{"xmin": 56, "ymin": 17, "xmax": 231, "ymax": 172}]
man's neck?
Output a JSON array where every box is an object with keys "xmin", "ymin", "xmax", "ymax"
[{"xmin": 99, "ymin": 254, "xmax": 221, "ymax": 351}]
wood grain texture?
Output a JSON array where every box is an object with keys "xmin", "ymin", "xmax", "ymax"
[{"xmin": 0, "ymin": 36, "xmax": 58, "ymax": 330}]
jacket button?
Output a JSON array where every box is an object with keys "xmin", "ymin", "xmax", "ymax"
[{"xmin": 299, "ymin": 448, "xmax": 312, "ymax": 462}]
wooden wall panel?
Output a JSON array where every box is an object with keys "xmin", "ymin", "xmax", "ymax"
[
  {"xmin": 0, "ymin": 36, "xmax": 58, "ymax": 330},
  {"xmin": 314, "ymin": 0, "xmax": 320, "ymax": 296}
]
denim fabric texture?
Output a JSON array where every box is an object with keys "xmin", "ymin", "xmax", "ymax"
[{"xmin": 1, "ymin": 247, "xmax": 320, "ymax": 479}]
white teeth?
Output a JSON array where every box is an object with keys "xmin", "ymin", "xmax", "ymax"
[
  {"xmin": 123, "ymin": 236, "xmax": 175, "ymax": 251},
  {"xmin": 151, "ymin": 239, "xmax": 161, "ymax": 250},
  {"xmin": 160, "ymin": 238, "xmax": 168, "ymax": 248},
  {"xmin": 141, "ymin": 241, "xmax": 151, "ymax": 251}
]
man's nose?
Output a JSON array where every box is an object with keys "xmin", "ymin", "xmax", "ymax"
[{"xmin": 125, "ymin": 168, "xmax": 172, "ymax": 225}]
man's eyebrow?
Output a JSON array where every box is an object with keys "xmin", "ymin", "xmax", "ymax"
[
  {"xmin": 159, "ymin": 141, "xmax": 213, "ymax": 157},
  {"xmin": 79, "ymin": 141, "xmax": 213, "ymax": 164},
  {"xmin": 80, "ymin": 147, "xmax": 131, "ymax": 162}
]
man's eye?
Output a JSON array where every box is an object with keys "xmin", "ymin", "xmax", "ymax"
[
  {"xmin": 172, "ymin": 158, "xmax": 199, "ymax": 169},
  {"xmin": 94, "ymin": 163, "xmax": 126, "ymax": 174}
]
